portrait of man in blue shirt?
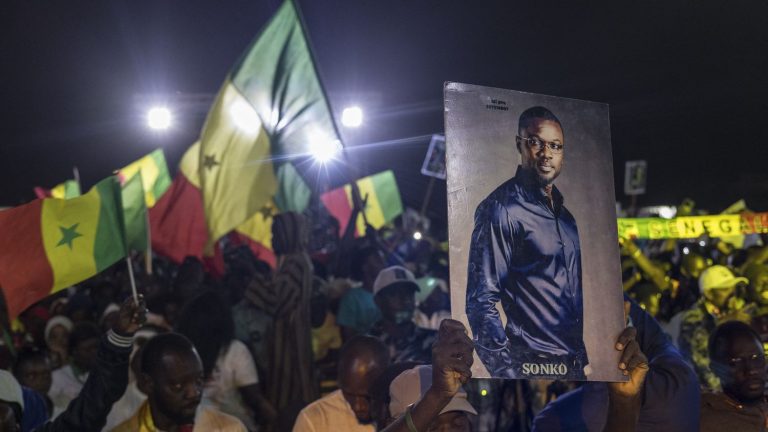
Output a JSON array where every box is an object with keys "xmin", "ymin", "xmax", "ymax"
[{"xmin": 466, "ymin": 106, "xmax": 589, "ymax": 380}]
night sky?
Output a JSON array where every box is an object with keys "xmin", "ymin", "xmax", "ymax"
[{"xmin": 3, "ymin": 1, "xmax": 767, "ymax": 231}]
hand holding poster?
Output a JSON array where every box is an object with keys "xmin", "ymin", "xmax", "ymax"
[{"xmin": 445, "ymin": 82, "xmax": 625, "ymax": 381}]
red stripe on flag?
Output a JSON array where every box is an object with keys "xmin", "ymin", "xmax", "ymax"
[
  {"xmin": 0, "ymin": 200, "xmax": 55, "ymax": 318},
  {"xmin": 320, "ymin": 187, "xmax": 353, "ymax": 237},
  {"xmin": 229, "ymin": 232, "xmax": 277, "ymax": 269},
  {"xmin": 33, "ymin": 187, "xmax": 52, "ymax": 199},
  {"xmin": 148, "ymin": 173, "xmax": 208, "ymax": 265}
]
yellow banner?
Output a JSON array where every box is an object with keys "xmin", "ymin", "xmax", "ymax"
[{"xmin": 618, "ymin": 213, "xmax": 768, "ymax": 239}]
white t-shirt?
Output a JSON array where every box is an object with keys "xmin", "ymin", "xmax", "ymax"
[
  {"xmin": 202, "ymin": 340, "xmax": 260, "ymax": 430},
  {"xmin": 292, "ymin": 390, "xmax": 375, "ymax": 432},
  {"xmin": 49, "ymin": 365, "xmax": 87, "ymax": 418}
]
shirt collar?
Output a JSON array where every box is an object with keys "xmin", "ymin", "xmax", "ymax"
[{"xmin": 514, "ymin": 166, "xmax": 564, "ymax": 211}]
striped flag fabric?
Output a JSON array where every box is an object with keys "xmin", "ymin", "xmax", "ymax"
[
  {"xmin": 320, "ymin": 171, "xmax": 403, "ymax": 236},
  {"xmin": 117, "ymin": 149, "xmax": 172, "ymax": 208},
  {"xmin": 0, "ymin": 177, "xmax": 126, "ymax": 318},
  {"xmin": 150, "ymin": 0, "xmax": 338, "ymax": 267},
  {"xmin": 34, "ymin": 180, "xmax": 81, "ymax": 200},
  {"xmin": 198, "ymin": 0, "xmax": 340, "ymax": 246}
]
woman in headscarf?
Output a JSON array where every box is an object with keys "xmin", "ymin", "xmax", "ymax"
[{"xmin": 44, "ymin": 316, "xmax": 73, "ymax": 370}]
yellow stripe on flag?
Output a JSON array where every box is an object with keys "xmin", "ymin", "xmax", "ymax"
[
  {"xmin": 120, "ymin": 153, "xmax": 163, "ymax": 207},
  {"xmin": 199, "ymin": 81, "xmax": 277, "ymax": 246},
  {"xmin": 346, "ymin": 176, "xmax": 387, "ymax": 236},
  {"xmin": 235, "ymin": 200, "xmax": 277, "ymax": 250},
  {"xmin": 179, "ymin": 142, "xmax": 202, "ymax": 187},
  {"xmin": 40, "ymin": 193, "xmax": 101, "ymax": 291},
  {"xmin": 50, "ymin": 183, "xmax": 67, "ymax": 199}
]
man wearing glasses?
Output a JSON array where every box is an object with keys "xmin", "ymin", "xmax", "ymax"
[{"xmin": 466, "ymin": 106, "xmax": 589, "ymax": 379}]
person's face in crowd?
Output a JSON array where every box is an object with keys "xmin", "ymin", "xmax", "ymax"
[
  {"xmin": 47, "ymin": 325, "xmax": 70, "ymax": 351},
  {"xmin": 427, "ymin": 411, "xmax": 473, "ymax": 432},
  {"xmin": 714, "ymin": 333, "xmax": 766, "ymax": 404},
  {"xmin": 681, "ymin": 253, "xmax": 709, "ymax": 280},
  {"xmin": 751, "ymin": 268, "xmax": 768, "ymax": 305},
  {"xmin": 16, "ymin": 357, "xmax": 53, "ymax": 395},
  {"xmin": 376, "ymin": 283, "xmax": 417, "ymax": 325},
  {"xmin": 72, "ymin": 337, "xmax": 100, "ymax": 371},
  {"xmin": 141, "ymin": 350, "xmax": 204, "ymax": 425},
  {"xmin": 339, "ymin": 356, "xmax": 384, "ymax": 425},
  {"xmin": 517, "ymin": 118, "xmax": 564, "ymax": 186}
]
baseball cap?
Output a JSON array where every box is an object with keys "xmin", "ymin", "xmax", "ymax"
[
  {"xmin": 389, "ymin": 365, "xmax": 477, "ymax": 419},
  {"xmin": 0, "ymin": 370, "xmax": 24, "ymax": 411},
  {"xmin": 699, "ymin": 265, "xmax": 748, "ymax": 295},
  {"xmin": 373, "ymin": 266, "xmax": 420, "ymax": 296}
]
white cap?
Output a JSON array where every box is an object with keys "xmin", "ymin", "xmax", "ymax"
[
  {"xmin": 373, "ymin": 266, "xmax": 420, "ymax": 296},
  {"xmin": 0, "ymin": 370, "xmax": 24, "ymax": 411},
  {"xmin": 389, "ymin": 365, "xmax": 477, "ymax": 419}
]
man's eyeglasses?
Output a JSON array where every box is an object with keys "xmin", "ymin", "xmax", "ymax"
[{"xmin": 517, "ymin": 135, "xmax": 564, "ymax": 154}]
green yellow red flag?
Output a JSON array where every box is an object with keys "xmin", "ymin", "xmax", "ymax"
[
  {"xmin": 34, "ymin": 180, "xmax": 81, "ymax": 200},
  {"xmin": 198, "ymin": 0, "xmax": 340, "ymax": 247},
  {"xmin": 0, "ymin": 177, "xmax": 127, "ymax": 317},
  {"xmin": 117, "ymin": 149, "xmax": 172, "ymax": 208},
  {"xmin": 320, "ymin": 171, "xmax": 403, "ymax": 236}
]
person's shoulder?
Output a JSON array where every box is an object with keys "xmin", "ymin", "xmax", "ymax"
[
  {"xmin": 298, "ymin": 390, "xmax": 348, "ymax": 418},
  {"xmin": 110, "ymin": 410, "xmax": 141, "ymax": 432},
  {"xmin": 198, "ymin": 405, "xmax": 248, "ymax": 431},
  {"xmin": 479, "ymin": 177, "xmax": 521, "ymax": 207}
]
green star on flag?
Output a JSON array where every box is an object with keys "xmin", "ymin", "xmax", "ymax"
[
  {"xmin": 202, "ymin": 154, "xmax": 219, "ymax": 171},
  {"xmin": 57, "ymin": 223, "xmax": 83, "ymax": 249}
]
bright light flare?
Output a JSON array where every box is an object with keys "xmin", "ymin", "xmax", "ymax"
[
  {"xmin": 311, "ymin": 138, "xmax": 341, "ymax": 163},
  {"xmin": 229, "ymin": 99, "xmax": 261, "ymax": 134},
  {"xmin": 658, "ymin": 206, "xmax": 676, "ymax": 219},
  {"xmin": 147, "ymin": 107, "xmax": 172, "ymax": 130},
  {"xmin": 413, "ymin": 231, "xmax": 423, "ymax": 240},
  {"xmin": 341, "ymin": 106, "xmax": 363, "ymax": 128},
  {"xmin": 683, "ymin": 247, "xmax": 690, "ymax": 255}
]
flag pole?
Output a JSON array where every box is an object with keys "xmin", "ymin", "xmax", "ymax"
[
  {"xmin": 72, "ymin": 166, "xmax": 81, "ymax": 192},
  {"xmin": 144, "ymin": 209, "xmax": 153, "ymax": 275},
  {"xmin": 126, "ymin": 255, "xmax": 139, "ymax": 304}
]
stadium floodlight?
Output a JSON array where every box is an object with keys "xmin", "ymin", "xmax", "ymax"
[
  {"xmin": 147, "ymin": 106, "xmax": 172, "ymax": 130},
  {"xmin": 311, "ymin": 138, "xmax": 341, "ymax": 163},
  {"xmin": 341, "ymin": 106, "xmax": 363, "ymax": 128}
]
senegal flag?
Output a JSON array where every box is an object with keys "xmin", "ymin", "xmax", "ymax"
[
  {"xmin": 0, "ymin": 177, "xmax": 126, "ymax": 318},
  {"xmin": 34, "ymin": 180, "xmax": 81, "ymax": 200},
  {"xmin": 198, "ymin": 0, "xmax": 340, "ymax": 246},
  {"xmin": 117, "ymin": 149, "xmax": 172, "ymax": 208},
  {"xmin": 321, "ymin": 171, "xmax": 403, "ymax": 237}
]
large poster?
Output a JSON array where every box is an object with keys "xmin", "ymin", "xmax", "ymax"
[{"xmin": 445, "ymin": 82, "xmax": 625, "ymax": 381}]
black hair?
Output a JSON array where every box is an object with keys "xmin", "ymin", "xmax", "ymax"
[
  {"xmin": 338, "ymin": 335, "xmax": 390, "ymax": 381},
  {"xmin": 517, "ymin": 106, "xmax": 563, "ymax": 136},
  {"xmin": 175, "ymin": 291, "xmax": 234, "ymax": 379},
  {"xmin": 140, "ymin": 332, "xmax": 196, "ymax": 377},
  {"xmin": 12, "ymin": 348, "xmax": 49, "ymax": 377},
  {"xmin": 708, "ymin": 320, "xmax": 762, "ymax": 361},
  {"xmin": 68, "ymin": 322, "xmax": 101, "ymax": 354},
  {"xmin": 350, "ymin": 247, "xmax": 381, "ymax": 281}
]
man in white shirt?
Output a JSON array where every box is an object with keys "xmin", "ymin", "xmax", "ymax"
[{"xmin": 293, "ymin": 336, "xmax": 389, "ymax": 431}]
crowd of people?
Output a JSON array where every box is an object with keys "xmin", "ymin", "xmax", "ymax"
[{"xmin": 0, "ymin": 192, "xmax": 766, "ymax": 432}]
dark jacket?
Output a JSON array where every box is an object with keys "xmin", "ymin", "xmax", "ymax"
[
  {"xmin": 34, "ymin": 330, "xmax": 132, "ymax": 432},
  {"xmin": 532, "ymin": 298, "xmax": 701, "ymax": 432},
  {"xmin": 466, "ymin": 166, "xmax": 586, "ymax": 379}
]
